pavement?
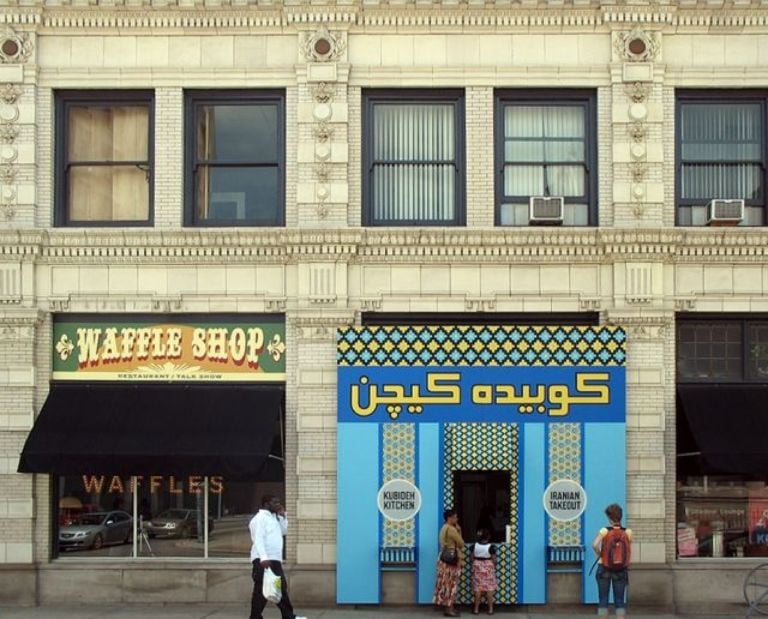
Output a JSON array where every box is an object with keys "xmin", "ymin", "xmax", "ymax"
[{"xmin": 0, "ymin": 606, "xmax": 752, "ymax": 619}]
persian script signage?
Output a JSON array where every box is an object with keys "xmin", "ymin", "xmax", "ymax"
[
  {"xmin": 53, "ymin": 316, "xmax": 286, "ymax": 381},
  {"xmin": 338, "ymin": 366, "xmax": 625, "ymax": 423}
]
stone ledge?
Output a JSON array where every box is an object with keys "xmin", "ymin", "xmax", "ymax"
[{"xmin": 5, "ymin": 227, "xmax": 768, "ymax": 263}]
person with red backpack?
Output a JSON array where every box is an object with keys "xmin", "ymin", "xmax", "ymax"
[{"xmin": 591, "ymin": 503, "xmax": 632, "ymax": 618}]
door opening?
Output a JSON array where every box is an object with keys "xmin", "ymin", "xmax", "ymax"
[{"xmin": 453, "ymin": 470, "xmax": 511, "ymax": 543}]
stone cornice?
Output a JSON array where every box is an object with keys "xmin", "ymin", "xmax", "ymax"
[
  {"xmin": 3, "ymin": 2, "xmax": 768, "ymax": 33},
  {"xmin": 4, "ymin": 228, "xmax": 768, "ymax": 264}
]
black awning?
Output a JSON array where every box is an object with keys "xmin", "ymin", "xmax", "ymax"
[
  {"xmin": 18, "ymin": 383, "xmax": 282, "ymax": 480},
  {"xmin": 677, "ymin": 384, "xmax": 768, "ymax": 475}
]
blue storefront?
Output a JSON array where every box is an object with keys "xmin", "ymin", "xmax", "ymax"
[{"xmin": 336, "ymin": 325, "xmax": 626, "ymax": 606}]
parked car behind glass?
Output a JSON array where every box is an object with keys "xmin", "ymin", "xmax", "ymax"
[
  {"xmin": 59, "ymin": 510, "xmax": 132, "ymax": 550},
  {"xmin": 145, "ymin": 508, "xmax": 214, "ymax": 538}
]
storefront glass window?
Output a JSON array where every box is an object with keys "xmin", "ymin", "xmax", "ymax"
[
  {"xmin": 58, "ymin": 475, "xmax": 133, "ymax": 557},
  {"xmin": 56, "ymin": 475, "xmax": 285, "ymax": 559},
  {"xmin": 677, "ymin": 317, "xmax": 768, "ymax": 559},
  {"xmin": 137, "ymin": 476, "xmax": 205, "ymax": 558},
  {"xmin": 207, "ymin": 479, "xmax": 284, "ymax": 558},
  {"xmin": 677, "ymin": 476, "xmax": 768, "ymax": 559}
]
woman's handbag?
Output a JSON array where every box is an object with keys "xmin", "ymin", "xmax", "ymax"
[
  {"xmin": 439, "ymin": 546, "xmax": 459, "ymax": 565},
  {"xmin": 262, "ymin": 567, "xmax": 282, "ymax": 603}
]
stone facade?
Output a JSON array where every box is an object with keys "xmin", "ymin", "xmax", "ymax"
[{"xmin": 0, "ymin": 0, "xmax": 766, "ymax": 611}]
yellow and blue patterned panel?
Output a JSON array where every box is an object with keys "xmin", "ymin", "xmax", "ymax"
[
  {"xmin": 548, "ymin": 423, "xmax": 582, "ymax": 546},
  {"xmin": 443, "ymin": 423, "xmax": 519, "ymax": 605},
  {"xmin": 382, "ymin": 423, "xmax": 416, "ymax": 548},
  {"xmin": 338, "ymin": 325, "xmax": 625, "ymax": 367}
]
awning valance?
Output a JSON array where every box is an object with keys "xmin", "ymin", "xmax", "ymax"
[
  {"xmin": 18, "ymin": 383, "xmax": 282, "ymax": 480},
  {"xmin": 677, "ymin": 384, "xmax": 768, "ymax": 475}
]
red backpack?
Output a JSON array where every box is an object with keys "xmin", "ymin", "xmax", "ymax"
[{"xmin": 601, "ymin": 525, "xmax": 631, "ymax": 571}]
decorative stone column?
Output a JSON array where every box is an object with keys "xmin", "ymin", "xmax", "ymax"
[
  {"xmin": 295, "ymin": 26, "xmax": 349, "ymax": 228},
  {"xmin": 0, "ymin": 26, "xmax": 35, "ymax": 228},
  {"xmin": 610, "ymin": 27, "xmax": 664, "ymax": 228}
]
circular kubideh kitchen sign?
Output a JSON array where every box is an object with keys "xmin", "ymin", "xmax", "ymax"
[
  {"xmin": 377, "ymin": 479, "xmax": 422, "ymax": 521},
  {"xmin": 543, "ymin": 479, "xmax": 587, "ymax": 522}
]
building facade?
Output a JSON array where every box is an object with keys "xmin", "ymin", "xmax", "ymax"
[{"xmin": 1, "ymin": 0, "xmax": 767, "ymax": 612}]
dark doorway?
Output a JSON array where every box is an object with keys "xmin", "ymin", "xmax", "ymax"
[{"xmin": 453, "ymin": 470, "xmax": 511, "ymax": 543}]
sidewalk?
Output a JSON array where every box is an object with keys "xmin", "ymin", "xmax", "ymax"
[{"xmin": 0, "ymin": 605, "xmax": 748, "ymax": 619}]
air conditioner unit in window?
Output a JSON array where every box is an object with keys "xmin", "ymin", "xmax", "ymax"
[
  {"xmin": 529, "ymin": 196, "xmax": 564, "ymax": 225},
  {"xmin": 706, "ymin": 199, "xmax": 744, "ymax": 226}
]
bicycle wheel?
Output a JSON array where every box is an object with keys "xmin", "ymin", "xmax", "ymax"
[{"xmin": 744, "ymin": 563, "xmax": 768, "ymax": 616}]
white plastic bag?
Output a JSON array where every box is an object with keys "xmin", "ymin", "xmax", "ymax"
[{"xmin": 262, "ymin": 566, "xmax": 282, "ymax": 604}]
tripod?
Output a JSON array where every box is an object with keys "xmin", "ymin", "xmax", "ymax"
[{"xmin": 138, "ymin": 516, "xmax": 154, "ymax": 557}]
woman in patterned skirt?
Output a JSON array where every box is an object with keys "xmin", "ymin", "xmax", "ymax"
[
  {"xmin": 433, "ymin": 508, "xmax": 464, "ymax": 617},
  {"xmin": 471, "ymin": 528, "xmax": 497, "ymax": 615}
]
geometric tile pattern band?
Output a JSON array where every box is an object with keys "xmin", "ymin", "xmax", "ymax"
[{"xmin": 338, "ymin": 325, "xmax": 626, "ymax": 367}]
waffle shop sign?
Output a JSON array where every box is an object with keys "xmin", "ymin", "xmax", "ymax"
[{"xmin": 52, "ymin": 318, "xmax": 286, "ymax": 382}]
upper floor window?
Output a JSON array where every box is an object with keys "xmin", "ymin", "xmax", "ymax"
[
  {"xmin": 677, "ymin": 318, "xmax": 768, "ymax": 383},
  {"xmin": 55, "ymin": 91, "xmax": 153, "ymax": 226},
  {"xmin": 677, "ymin": 91, "xmax": 765, "ymax": 226},
  {"xmin": 495, "ymin": 90, "xmax": 597, "ymax": 226},
  {"xmin": 185, "ymin": 90, "xmax": 284, "ymax": 227},
  {"xmin": 363, "ymin": 90, "xmax": 465, "ymax": 226}
]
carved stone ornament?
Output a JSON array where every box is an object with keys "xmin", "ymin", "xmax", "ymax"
[
  {"xmin": 315, "ymin": 162, "xmax": 330, "ymax": 182},
  {"xmin": 315, "ymin": 202, "xmax": 330, "ymax": 219},
  {"xmin": 313, "ymin": 121, "xmax": 333, "ymax": 143},
  {"xmin": 291, "ymin": 314, "xmax": 354, "ymax": 340},
  {"xmin": 624, "ymin": 81, "xmax": 650, "ymax": 104},
  {"xmin": 628, "ymin": 121, "xmax": 646, "ymax": 143},
  {"xmin": 302, "ymin": 27, "xmax": 345, "ymax": 63},
  {"xmin": 605, "ymin": 317, "xmax": 669, "ymax": 341},
  {"xmin": 614, "ymin": 28, "xmax": 659, "ymax": 63},
  {"xmin": 0, "ymin": 163, "xmax": 15, "ymax": 183},
  {"xmin": 0, "ymin": 84, "xmax": 22, "ymax": 105},
  {"xmin": 311, "ymin": 81, "xmax": 334, "ymax": 105},
  {"xmin": 0, "ymin": 27, "xmax": 33, "ymax": 64},
  {"xmin": 0, "ymin": 124, "xmax": 18, "ymax": 143},
  {"xmin": 630, "ymin": 161, "xmax": 647, "ymax": 183}
]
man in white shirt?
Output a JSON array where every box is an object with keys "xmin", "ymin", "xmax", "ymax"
[{"xmin": 249, "ymin": 494, "xmax": 306, "ymax": 619}]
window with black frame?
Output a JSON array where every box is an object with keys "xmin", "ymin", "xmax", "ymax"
[
  {"xmin": 495, "ymin": 91, "xmax": 596, "ymax": 226},
  {"xmin": 676, "ymin": 317, "xmax": 768, "ymax": 560},
  {"xmin": 676, "ymin": 92, "xmax": 766, "ymax": 226},
  {"xmin": 55, "ymin": 90, "xmax": 153, "ymax": 226},
  {"xmin": 363, "ymin": 90, "xmax": 465, "ymax": 226},
  {"xmin": 185, "ymin": 90, "xmax": 284, "ymax": 226}
]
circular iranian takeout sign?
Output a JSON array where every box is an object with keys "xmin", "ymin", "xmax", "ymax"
[
  {"xmin": 377, "ymin": 479, "xmax": 422, "ymax": 522},
  {"xmin": 543, "ymin": 479, "xmax": 587, "ymax": 522}
]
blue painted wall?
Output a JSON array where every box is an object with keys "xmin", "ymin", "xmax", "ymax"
[
  {"xmin": 521, "ymin": 423, "xmax": 547, "ymax": 603},
  {"xmin": 337, "ymin": 422, "xmax": 380, "ymax": 603},
  {"xmin": 417, "ymin": 424, "xmax": 441, "ymax": 603},
  {"xmin": 582, "ymin": 422, "xmax": 627, "ymax": 604}
]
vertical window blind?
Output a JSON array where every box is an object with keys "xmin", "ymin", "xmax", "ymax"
[
  {"xmin": 370, "ymin": 103, "xmax": 457, "ymax": 223},
  {"xmin": 679, "ymin": 102, "xmax": 763, "ymax": 202}
]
